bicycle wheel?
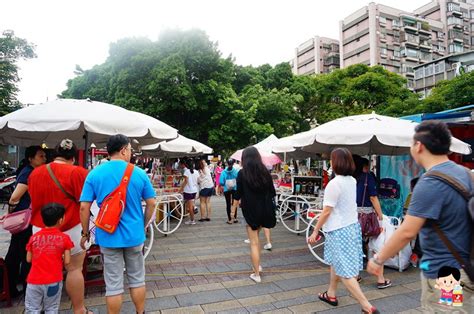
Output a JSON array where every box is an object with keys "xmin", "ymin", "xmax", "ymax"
[
  {"xmin": 279, "ymin": 195, "xmax": 311, "ymax": 234},
  {"xmin": 306, "ymin": 216, "xmax": 328, "ymax": 265},
  {"xmin": 154, "ymin": 194, "xmax": 184, "ymax": 235},
  {"xmin": 143, "ymin": 223, "xmax": 154, "ymax": 259}
]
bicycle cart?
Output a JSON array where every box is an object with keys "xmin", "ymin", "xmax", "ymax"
[
  {"xmin": 153, "ymin": 189, "xmax": 185, "ymax": 235},
  {"xmin": 278, "ymin": 175, "xmax": 324, "ymax": 234}
]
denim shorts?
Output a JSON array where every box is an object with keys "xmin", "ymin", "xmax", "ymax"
[
  {"xmin": 199, "ymin": 188, "xmax": 214, "ymax": 197},
  {"xmin": 100, "ymin": 245, "xmax": 145, "ymax": 296}
]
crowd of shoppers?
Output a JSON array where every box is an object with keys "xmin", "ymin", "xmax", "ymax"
[{"xmin": 2, "ymin": 119, "xmax": 473, "ymax": 313}]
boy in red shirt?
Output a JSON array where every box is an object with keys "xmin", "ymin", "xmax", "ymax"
[{"xmin": 25, "ymin": 203, "xmax": 74, "ymax": 313}]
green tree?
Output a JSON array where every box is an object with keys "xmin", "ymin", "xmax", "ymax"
[
  {"xmin": 422, "ymin": 71, "xmax": 474, "ymax": 112},
  {"xmin": 0, "ymin": 30, "xmax": 36, "ymax": 115}
]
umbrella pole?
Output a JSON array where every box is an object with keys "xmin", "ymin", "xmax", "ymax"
[{"xmin": 84, "ymin": 131, "xmax": 89, "ymax": 169}]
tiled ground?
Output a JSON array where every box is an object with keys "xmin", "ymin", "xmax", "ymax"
[{"xmin": 0, "ymin": 196, "xmax": 423, "ymax": 313}]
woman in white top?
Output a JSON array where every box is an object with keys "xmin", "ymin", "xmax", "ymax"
[
  {"xmin": 196, "ymin": 159, "xmax": 214, "ymax": 221},
  {"xmin": 308, "ymin": 148, "xmax": 379, "ymax": 314},
  {"xmin": 179, "ymin": 159, "xmax": 200, "ymax": 225}
]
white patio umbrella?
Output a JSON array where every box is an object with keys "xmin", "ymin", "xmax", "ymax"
[
  {"xmin": 140, "ymin": 135, "xmax": 213, "ymax": 158},
  {"xmin": 0, "ymin": 99, "xmax": 178, "ymax": 149},
  {"xmin": 273, "ymin": 112, "xmax": 471, "ymax": 156}
]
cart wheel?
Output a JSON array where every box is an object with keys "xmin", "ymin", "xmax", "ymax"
[
  {"xmin": 154, "ymin": 194, "xmax": 184, "ymax": 235},
  {"xmin": 143, "ymin": 223, "xmax": 154, "ymax": 259},
  {"xmin": 306, "ymin": 216, "xmax": 328, "ymax": 265},
  {"xmin": 279, "ymin": 195, "xmax": 312, "ymax": 234}
]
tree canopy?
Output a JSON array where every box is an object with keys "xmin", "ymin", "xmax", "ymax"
[
  {"xmin": 60, "ymin": 29, "xmax": 473, "ymax": 154},
  {"xmin": 0, "ymin": 30, "xmax": 36, "ymax": 115}
]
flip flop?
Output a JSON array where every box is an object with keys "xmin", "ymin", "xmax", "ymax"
[
  {"xmin": 226, "ymin": 221, "xmax": 233, "ymax": 224},
  {"xmin": 377, "ymin": 279, "xmax": 392, "ymax": 289},
  {"xmin": 318, "ymin": 291, "xmax": 338, "ymax": 306}
]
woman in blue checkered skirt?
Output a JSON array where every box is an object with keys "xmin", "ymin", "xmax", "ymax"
[{"xmin": 308, "ymin": 148, "xmax": 379, "ymax": 314}]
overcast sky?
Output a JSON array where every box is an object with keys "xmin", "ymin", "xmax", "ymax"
[{"xmin": 3, "ymin": 0, "xmax": 429, "ymax": 104}]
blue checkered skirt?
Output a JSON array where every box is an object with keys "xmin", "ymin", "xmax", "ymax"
[{"xmin": 324, "ymin": 222, "xmax": 363, "ymax": 278}]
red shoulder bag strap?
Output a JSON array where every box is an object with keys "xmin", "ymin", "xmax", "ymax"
[{"xmin": 121, "ymin": 163, "xmax": 135, "ymax": 190}]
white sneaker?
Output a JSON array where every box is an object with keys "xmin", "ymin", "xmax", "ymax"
[
  {"xmin": 264, "ymin": 243, "xmax": 272, "ymax": 250},
  {"xmin": 250, "ymin": 273, "xmax": 261, "ymax": 283},
  {"xmin": 244, "ymin": 239, "xmax": 250, "ymax": 244},
  {"xmin": 184, "ymin": 220, "xmax": 196, "ymax": 225}
]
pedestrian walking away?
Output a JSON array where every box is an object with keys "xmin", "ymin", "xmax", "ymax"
[
  {"xmin": 234, "ymin": 147, "xmax": 276, "ymax": 284},
  {"xmin": 79, "ymin": 134, "xmax": 156, "ymax": 314},
  {"xmin": 179, "ymin": 159, "xmax": 200, "ymax": 225},
  {"xmin": 308, "ymin": 148, "xmax": 380, "ymax": 314},
  {"xmin": 196, "ymin": 159, "xmax": 214, "ymax": 221},
  {"xmin": 220, "ymin": 159, "xmax": 239, "ymax": 224}
]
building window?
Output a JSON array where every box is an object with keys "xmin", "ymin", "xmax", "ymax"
[
  {"xmin": 379, "ymin": 16, "xmax": 387, "ymax": 24},
  {"xmin": 380, "ymin": 47, "xmax": 387, "ymax": 55},
  {"xmin": 392, "ymin": 19, "xmax": 400, "ymax": 27},
  {"xmin": 448, "ymin": 43, "xmax": 464, "ymax": 53},
  {"xmin": 472, "ymin": 36, "xmax": 474, "ymax": 45},
  {"xmin": 424, "ymin": 64, "xmax": 434, "ymax": 76},
  {"xmin": 402, "ymin": 48, "xmax": 419, "ymax": 58},
  {"xmin": 471, "ymin": 10, "xmax": 474, "ymax": 19},
  {"xmin": 447, "ymin": 2, "xmax": 460, "ymax": 12},
  {"xmin": 434, "ymin": 61, "xmax": 446, "ymax": 74},
  {"xmin": 415, "ymin": 68, "xmax": 424, "ymax": 79},
  {"xmin": 447, "ymin": 16, "xmax": 462, "ymax": 25},
  {"xmin": 394, "ymin": 50, "xmax": 401, "ymax": 57}
]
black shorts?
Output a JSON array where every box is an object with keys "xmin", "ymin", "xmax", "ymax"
[{"xmin": 199, "ymin": 188, "xmax": 214, "ymax": 197}]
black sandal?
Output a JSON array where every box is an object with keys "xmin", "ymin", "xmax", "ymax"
[
  {"xmin": 318, "ymin": 291, "xmax": 338, "ymax": 306},
  {"xmin": 377, "ymin": 279, "xmax": 392, "ymax": 289}
]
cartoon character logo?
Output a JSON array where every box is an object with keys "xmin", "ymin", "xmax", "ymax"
[{"xmin": 435, "ymin": 266, "xmax": 462, "ymax": 306}]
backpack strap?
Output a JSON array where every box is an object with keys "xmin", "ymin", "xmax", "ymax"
[
  {"xmin": 46, "ymin": 164, "xmax": 78, "ymax": 203},
  {"xmin": 424, "ymin": 170, "xmax": 471, "ymax": 201}
]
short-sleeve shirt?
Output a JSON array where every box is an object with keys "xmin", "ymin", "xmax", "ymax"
[
  {"xmin": 198, "ymin": 167, "xmax": 214, "ymax": 190},
  {"xmin": 183, "ymin": 168, "xmax": 199, "ymax": 194},
  {"xmin": 80, "ymin": 160, "xmax": 156, "ymax": 248},
  {"xmin": 408, "ymin": 161, "xmax": 472, "ymax": 279},
  {"xmin": 29, "ymin": 163, "xmax": 88, "ymax": 231},
  {"xmin": 26, "ymin": 228, "xmax": 74, "ymax": 285},
  {"xmin": 356, "ymin": 172, "xmax": 378, "ymax": 207},
  {"xmin": 15, "ymin": 165, "xmax": 34, "ymax": 212},
  {"xmin": 323, "ymin": 175, "xmax": 358, "ymax": 232}
]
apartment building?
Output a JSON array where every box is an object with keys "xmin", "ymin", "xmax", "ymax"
[
  {"xmin": 340, "ymin": 2, "xmax": 448, "ymax": 89},
  {"xmin": 413, "ymin": 50, "xmax": 474, "ymax": 96},
  {"xmin": 339, "ymin": 0, "xmax": 474, "ymax": 89},
  {"xmin": 293, "ymin": 36, "xmax": 340, "ymax": 75},
  {"xmin": 414, "ymin": 0, "xmax": 474, "ymax": 54}
]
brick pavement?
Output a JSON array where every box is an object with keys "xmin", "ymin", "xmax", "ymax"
[{"xmin": 0, "ymin": 196, "xmax": 423, "ymax": 313}]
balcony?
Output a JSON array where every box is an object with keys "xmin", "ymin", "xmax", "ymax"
[
  {"xmin": 419, "ymin": 40, "xmax": 432, "ymax": 50},
  {"xmin": 403, "ymin": 24, "xmax": 419, "ymax": 33},
  {"xmin": 324, "ymin": 56, "xmax": 340, "ymax": 66}
]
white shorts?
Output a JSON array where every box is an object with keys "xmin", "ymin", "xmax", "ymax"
[{"xmin": 33, "ymin": 223, "xmax": 84, "ymax": 256}]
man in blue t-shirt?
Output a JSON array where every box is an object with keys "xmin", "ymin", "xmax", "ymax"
[
  {"xmin": 367, "ymin": 121, "xmax": 473, "ymax": 312},
  {"xmin": 79, "ymin": 134, "xmax": 156, "ymax": 314}
]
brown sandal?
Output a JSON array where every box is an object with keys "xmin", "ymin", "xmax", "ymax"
[{"xmin": 318, "ymin": 291, "xmax": 338, "ymax": 306}]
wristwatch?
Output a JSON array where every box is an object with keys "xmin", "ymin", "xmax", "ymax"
[{"xmin": 81, "ymin": 230, "xmax": 90, "ymax": 239}]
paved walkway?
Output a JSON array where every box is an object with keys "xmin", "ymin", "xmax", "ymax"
[{"xmin": 0, "ymin": 196, "xmax": 423, "ymax": 313}]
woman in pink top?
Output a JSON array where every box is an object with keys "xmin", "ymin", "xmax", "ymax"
[{"xmin": 214, "ymin": 161, "xmax": 223, "ymax": 195}]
